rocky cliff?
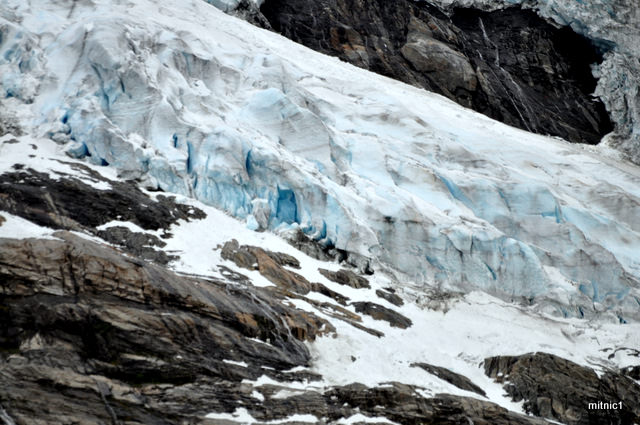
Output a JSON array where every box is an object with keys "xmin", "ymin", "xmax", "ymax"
[{"xmin": 258, "ymin": 0, "xmax": 612, "ymax": 145}]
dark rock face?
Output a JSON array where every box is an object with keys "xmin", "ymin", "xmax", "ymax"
[
  {"xmin": 411, "ymin": 362, "xmax": 486, "ymax": 396},
  {"xmin": 0, "ymin": 233, "xmax": 327, "ymax": 424},
  {"xmin": 351, "ymin": 301, "xmax": 412, "ymax": 329},
  {"xmin": 376, "ymin": 288, "xmax": 404, "ymax": 307},
  {"xmin": 450, "ymin": 8, "xmax": 611, "ymax": 144},
  {"xmin": 484, "ymin": 352, "xmax": 640, "ymax": 424},
  {"xmin": 320, "ymin": 383, "xmax": 549, "ymax": 425},
  {"xmin": 259, "ymin": 0, "xmax": 612, "ymax": 144},
  {"xmin": 0, "ymin": 166, "xmax": 205, "ymax": 232},
  {"xmin": 318, "ymin": 268, "xmax": 370, "ymax": 289},
  {"xmin": 96, "ymin": 225, "xmax": 176, "ymax": 265}
]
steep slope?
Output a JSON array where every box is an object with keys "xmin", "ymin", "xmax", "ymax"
[
  {"xmin": 1, "ymin": 0, "xmax": 639, "ymax": 320},
  {"xmin": 256, "ymin": 0, "xmax": 640, "ymax": 164},
  {"xmin": 1, "ymin": 137, "xmax": 638, "ymax": 424}
]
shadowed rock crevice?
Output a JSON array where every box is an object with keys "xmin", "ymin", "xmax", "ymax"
[{"xmin": 259, "ymin": 0, "xmax": 612, "ymax": 144}]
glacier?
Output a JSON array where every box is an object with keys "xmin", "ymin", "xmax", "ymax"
[{"xmin": 0, "ymin": 0, "xmax": 639, "ymax": 320}]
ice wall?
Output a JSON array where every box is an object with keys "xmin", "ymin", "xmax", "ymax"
[{"xmin": 0, "ymin": 0, "xmax": 639, "ymax": 320}]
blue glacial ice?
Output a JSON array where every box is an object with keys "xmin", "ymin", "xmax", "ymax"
[{"xmin": 0, "ymin": 0, "xmax": 639, "ymax": 320}]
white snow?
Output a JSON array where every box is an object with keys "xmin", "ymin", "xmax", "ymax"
[
  {"xmin": 0, "ymin": 213, "xmax": 59, "ymax": 240},
  {"xmin": 250, "ymin": 391, "xmax": 265, "ymax": 402},
  {"xmin": 265, "ymin": 414, "xmax": 318, "ymax": 424},
  {"xmin": 223, "ymin": 359, "xmax": 249, "ymax": 367},
  {"xmin": 0, "ymin": 134, "xmax": 115, "ymax": 191},
  {"xmin": 205, "ymin": 407, "xmax": 256, "ymax": 423},
  {"xmin": 96, "ymin": 221, "xmax": 148, "ymax": 233},
  {"xmin": 336, "ymin": 414, "xmax": 400, "ymax": 424}
]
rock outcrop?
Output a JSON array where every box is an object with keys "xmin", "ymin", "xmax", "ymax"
[
  {"xmin": 351, "ymin": 301, "xmax": 413, "ymax": 329},
  {"xmin": 318, "ymin": 268, "xmax": 370, "ymax": 289},
  {"xmin": 0, "ymin": 166, "xmax": 205, "ymax": 232},
  {"xmin": 0, "ymin": 232, "xmax": 328, "ymax": 424},
  {"xmin": 411, "ymin": 362, "xmax": 486, "ymax": 396},
  {"xmin": 259, "ymin": 0, "xmax": 612, "ymax": 144},
  {"xmin": 0, "ymin": 183, "xmax": 557, "ymax": 425},
  {"xmin": 484, "ymin": 352, "xmax": 640, "ymax": 424}
]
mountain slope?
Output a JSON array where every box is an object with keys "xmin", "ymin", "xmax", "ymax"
[
  {"xmin": 1, "ymin": 136, "xmax": 638, "ymax": 424},
  {"xmin": 0, "ymin": 1, "xmax": 639, "ymax": 422},
  {"xmin": 258, "ymin": 0, "xmax": 612, "ymax": 144}
]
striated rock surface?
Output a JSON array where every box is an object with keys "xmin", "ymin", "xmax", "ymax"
[
  {"xmin": 430, "ymin": 0, "xmax": 640, "ymax": 164},
  {"xmin": 259, "ymin": 0, "xmax": 612, "ymax": 144},
  {"xmin": 411, "ymin": 362, "xmax": 486, "ymax": 396},
  {"xmin": 484, "ymin": 352, "xmax": 640, "ymax": 424},
  {"xmin": 0, "ymin": 233, "xmax": 328, "ymax": 424}
]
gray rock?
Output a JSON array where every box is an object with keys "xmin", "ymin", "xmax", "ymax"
[
  {"xmin": 484, "ymin": 352, "xmax": 640, "ymax": 424},
  {"xmin": 411, "ymin": 362, "xmax": 486, "ymax": 396},
  {"xmin": 96, "ymin": 226, "xmax": 176, "ymax": 265},
  {"xmin": 375, "ymin": 289, "xmax": 404, "ymax": 307},
  {"xmin": 401, "ymin": 37, "xmax": 478, "ymax": 94},
  {"xmin": 0, "ymin": 167, "xmax": 205, "ymax": 233},
  {"xmin": 318, "ymin": 268, "xmax": 370, "ymax": 289},
  {"xmin": 351, "ymin": 302, "xmax": 412, "ymax": 329}
]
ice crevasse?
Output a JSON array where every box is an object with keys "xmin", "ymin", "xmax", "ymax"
[{"xmin": 0, "ymin": 0, "xmax": 639, "ymax": 320}]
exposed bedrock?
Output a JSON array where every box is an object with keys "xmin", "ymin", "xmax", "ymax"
[
  {"xmin": 0, "ymin": 233, "xmax": 328, "ymax": 424},
  {"xmin": 485, "ymin": 352, "xmax": 640, "ymax": 425},
  {"xmin": 259, "ymin": 0, "xmax": 612, "ymax": 144}
]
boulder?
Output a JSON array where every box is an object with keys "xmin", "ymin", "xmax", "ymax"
[
  {"xmin": 411, "ymin": 362, "xmax": 486, "ymax": 396},
  {"xmin": 351, "ymin": 302, "xmax": 412, "ymax": 329}
]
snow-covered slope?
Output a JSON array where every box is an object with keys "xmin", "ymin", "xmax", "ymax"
[{"xmin": 1, "ymin": 0, "xmax": 639, "ymax": 320}]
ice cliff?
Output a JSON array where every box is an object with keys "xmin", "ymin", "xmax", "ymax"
[{"xmin": 0, "ymin": 0, "xmax": 639, "ymax": 320}]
